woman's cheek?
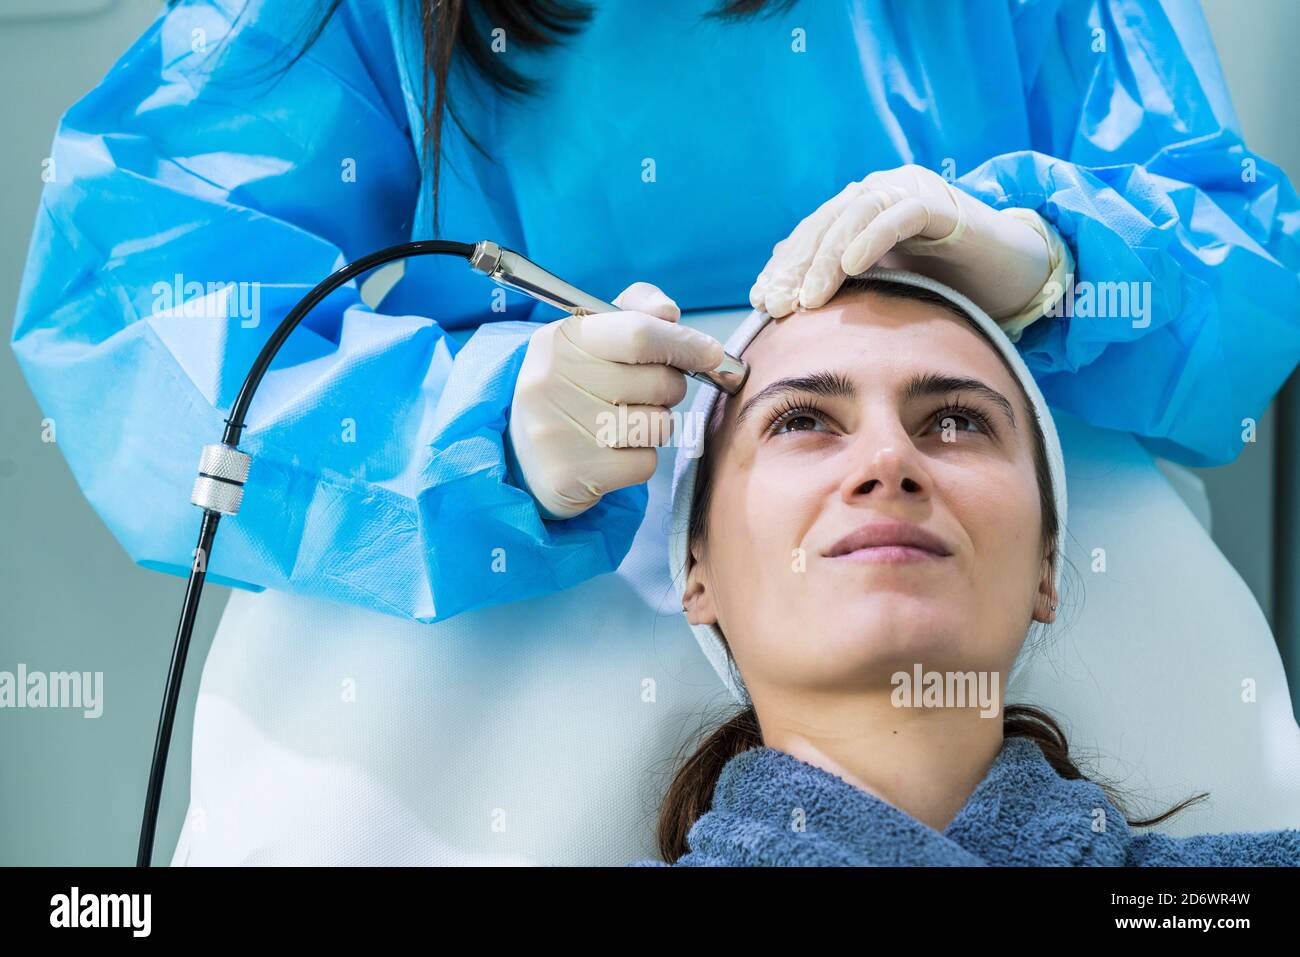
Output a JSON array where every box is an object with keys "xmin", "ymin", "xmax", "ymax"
[{"xmin": 951, "ymin": 464, "xmax": 1038, "ymax": 566}]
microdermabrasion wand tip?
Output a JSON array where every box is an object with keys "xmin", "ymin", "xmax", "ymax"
[
  {"xmin": 706, "ymin": 352, "xmax": 749, "ymax": 394},
  {"xmin": 469, "ymin": 240, "xmax": 750, "ymax": 395}
]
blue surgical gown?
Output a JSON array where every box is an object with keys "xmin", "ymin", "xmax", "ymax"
[{"xmin": 11, "ymin": 0, "xmax": 1300, "ymax": 623}]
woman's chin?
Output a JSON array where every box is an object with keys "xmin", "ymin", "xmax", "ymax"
[{"xmin": 820, "ymin": 591, "xmax": 964, "ymax": 645}]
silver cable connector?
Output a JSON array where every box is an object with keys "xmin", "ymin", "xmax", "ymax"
[{"xmin": 191, "ymin": 443, "xmax": 252, "ymax": 515}]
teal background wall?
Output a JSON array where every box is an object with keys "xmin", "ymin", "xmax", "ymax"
[{"xmin": 1, "ymin": 0, "xmax": 1297, "ymax": 865}]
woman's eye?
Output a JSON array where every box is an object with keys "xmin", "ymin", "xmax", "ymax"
[
  {"xmin": 926, "ymin": 407, "xmax": 990, "ymax": 437},
  {"xmin": 769, "ymin": 408, "xmax": 829, "ymax": 435}
]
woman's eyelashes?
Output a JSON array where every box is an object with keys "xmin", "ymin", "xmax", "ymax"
[
  {"xmin": 761, "ymin": 396, "xmax": 997, "ymax": 439},
  {"xmin": 923, "ymin": 399, "xmax": 997, "ymax": 439},
  {"xmin": 763, "ymin": 398, "xmax": 835, "ymax": 436}
]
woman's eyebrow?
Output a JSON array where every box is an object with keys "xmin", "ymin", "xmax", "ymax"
[
  {"xmin": 735, "ymin": 370, "xmax": 857, "ymax": 426},
  {"xmin": 735, "ymin": 369, "xmax": 1017, "ymax": 430},
  {"xmin": 904, "ymin": 371, "xmax": 1018, "ymax": 430}
]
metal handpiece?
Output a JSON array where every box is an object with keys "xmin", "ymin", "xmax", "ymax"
[{"xmin": 469, "ymin": 240, "xmax": 749, "ymax": 395}]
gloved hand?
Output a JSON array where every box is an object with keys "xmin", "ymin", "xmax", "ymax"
[
  {"xmin": 749, "ymin": 164, "xmax": 1072, "ymax": 339},
  {"xmin": 506, "ymin": 282, "xmax": 725, "ymax": 520}
]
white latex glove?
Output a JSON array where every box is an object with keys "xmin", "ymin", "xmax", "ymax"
[
  {"xmin": 506, "ymin": 282, "xmax": 725, "ymax": 520},
  {"xmin": 749, "ymin": 164, "xmax": 1073, "ymax": 339}
]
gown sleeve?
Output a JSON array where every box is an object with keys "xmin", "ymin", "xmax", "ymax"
[
  {"xmin": 953, "ymin": 0, "xmax": 1300, "ymax": 467},
  {"xmin": 9, "ymin": 0, "xmax": 645, "ymax": 623}
]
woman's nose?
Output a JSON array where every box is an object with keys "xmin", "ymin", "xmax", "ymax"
[{"xmin": 838, "ymin": 431, "xmax": 932, "ymax": 503}]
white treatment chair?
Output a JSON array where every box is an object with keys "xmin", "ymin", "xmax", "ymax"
[{"xmin": 171, "ymin": 307, "xmax": 1300, "ymax": 865}]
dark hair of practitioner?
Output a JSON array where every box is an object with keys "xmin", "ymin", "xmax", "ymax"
[{"xmin": 284, "ymin": 0, "xmax": 798, "ymax": 234}]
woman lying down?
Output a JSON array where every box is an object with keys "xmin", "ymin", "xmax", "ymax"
[{"xmin": 628, "ymin": 270, "xmax": 1300, "ymax": 867}]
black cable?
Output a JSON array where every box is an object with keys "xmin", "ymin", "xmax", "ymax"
[
  {"xmin": 225, "ymin": 239, "xmax": 475, "ymax": 445},
  {"xmin": 137, "ymin": 510, "xmax": 219, "ymax": 867},
  {"xmin": 138, "ymin": 239, "xmax": 475, "ymax": 866}
]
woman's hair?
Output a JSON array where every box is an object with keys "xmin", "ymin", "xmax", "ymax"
[
  {"xmin": 655, "ymin": 277, "xmax": 1209, "ymax": 863},
  {"xmin": 289, "ymin": 0, "xmax": 798, "ymax": 235}
]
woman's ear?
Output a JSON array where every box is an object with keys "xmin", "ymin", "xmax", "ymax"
[
  {"xmin": 1032, "ymin": 554, "xmax": 1058, "ymax": 624},
  {"xmin": 682, "ymin": 541, "xmax": 718, "ymax": 627}
]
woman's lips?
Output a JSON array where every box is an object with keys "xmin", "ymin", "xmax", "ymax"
[
  {"xmin": 828, "ymin": 545, "xmax": 948, "ymax": 564},
  {"xmin": 822, "ymin": 519, "xmax": 954, "ymax": 561}
]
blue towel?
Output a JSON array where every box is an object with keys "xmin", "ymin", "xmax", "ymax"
[{"xmin": 629, "ymin": 736, "xmax": 1300, "ymax": 866}]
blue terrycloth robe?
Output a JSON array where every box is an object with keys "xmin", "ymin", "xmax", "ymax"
[{"xmin": 629, "ymin": 736, "xmax": 1300, "ymax": 866}]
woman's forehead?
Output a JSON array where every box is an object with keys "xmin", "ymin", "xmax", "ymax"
[{"xmin": 736, "ymin": 292, "xmax": 1019, "ymax": 403}]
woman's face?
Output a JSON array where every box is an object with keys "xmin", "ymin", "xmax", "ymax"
[{"xmin": 683, "ymin": 289, "xmax": 1058, "ymax": 701}]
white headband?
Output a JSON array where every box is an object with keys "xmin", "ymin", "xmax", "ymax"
[{"xmin": 668, "ymin": 268, "xmax": 1068, "ymax": 706}]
